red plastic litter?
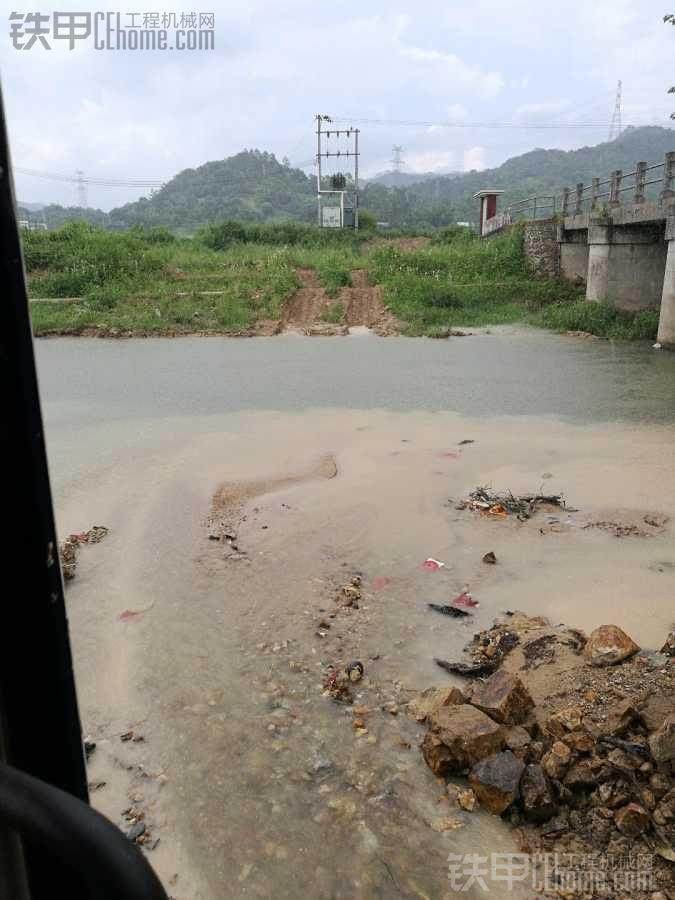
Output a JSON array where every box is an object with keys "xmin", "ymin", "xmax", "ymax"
[
  {"xmin": 438, "ymin": 451, "xmax": 460, "ymax": 459},
  {"xmin": 371, "ymin": 576, "xmax": 392, "ymax": 591},
  {"xmin": 422, "ymin": 558, "xmax": 446, "ymax": 570},
  {"xmin": 118, "ymin": 610, "xmax": 143, "ymax": 622},
  {"xmin": 452, "ymin": 591, "xmax": 479, "ymax": 608}
]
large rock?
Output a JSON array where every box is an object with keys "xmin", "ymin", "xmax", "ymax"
[
  {"xmin": 648, "ymin": 713, "xmax": 675, "ymax": 765},
  {"xmin": 422, "ymin": 705, "xmax": 504, "ymax": 775},
  {"xmin": 614, "ymin": 803, "xmax": 650, "ymax": 837},
  {"xmin": 583, "ymin": 625, "xmax": 640, "ymax": 667},
  {"xmin": 469, "ymin": 750, "xmax": 524, "ymax": 815},
  {"xmin": 602, "ymin": 698, "xmax": 639, "ymax": 736},
  {"xmin": 520, "ymin": 764, "xmax": 558, "ymax": 823},
  {"xmin": 408, "ymin": 686, "xmax": 465, "ymax": 722},
  {"xmin": 469, "ymin": 671, "xmax": 534, "ymax": 725},
  {"xmin": 541, "ymin": 741, "xmax": 572, "ymax": 780}
]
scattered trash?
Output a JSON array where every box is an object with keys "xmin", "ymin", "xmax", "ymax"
[
  {"xmin": 458, "ymin": 439, "xmax": 475, "ymax": 446},
  {"xmin": 452, "ymin": 591, "xmax": 479, "ymax": 609},
  {"xmin": 482, "ymin": 551, "xmax": 497, "ymax": 565},
  {"xmin": 346, "ymin": 660, "xmax": 364, "ymax": 683},
  {"xmin": 120, "ymin": 731, "xmax": 134, "ymax": 742},
  {"xmin": 434, "ymin": 657, "xmax": 501, "ymax": 677},
  {"xmin": 428, "ymin": 603, "xmax": 470, "ymax": 619},
  {"xmin": 88, "ymin": 780, "xmax": 106, "ymax": 792},
  {"xmin": 653, "ymin": 342, "xmax": 662, "ymax": 350},
  {"xmin": 119, "ymin": 603, "xmax": 153, "ymax": 625},
  {"xmin": 438, "ymin": 451, "xmax": 459, "ymax": 460},
  {"xmin": 83, "ymin": 738, "xmax": 96, "ymax": 760},
  {"xmin": 322, "ymin": 669, "xmax": 353, "ymax": 703},
  {"xmin": 60, "ymin": 525, "xmax": 109, "ymax": 581},
  {"xmin": 457, "ymin": 487, "xmax": 567, "ymax": 520},
  {"xmin": 422, "ymin": 558, "xmax": 446, "ymax": 570}
]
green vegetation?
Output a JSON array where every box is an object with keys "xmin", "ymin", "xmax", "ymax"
[
  {"xmin": 320, "ymin": 301, "xmax": 345, "ymax": 323},
  {"xmin": 20, "ymin": 126, "xmax": 674, "ymax": 231},
  {"xmin": 25, "ymin": 222, "xmax": 297, "ymax": 334},
  {"xmin": 25, "ymin": 220, "xmax": 659, "ymax": 341},
  {"xmin": 367, "ymin": 227, "xmax": 584, "ymax": 335},
  {"xmin": 536, "ymin": 300, "xmax": 660, "ymax": 340}
]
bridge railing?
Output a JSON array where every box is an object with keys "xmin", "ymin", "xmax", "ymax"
[{"xmin": 486, "ymin": 150, "xmax": 675, "ymax": 233}]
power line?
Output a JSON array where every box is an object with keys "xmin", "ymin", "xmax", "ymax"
[
  {"xmin": 14, "ymin": 167, "xmax": 166, "ymax": 188},
  {"xmin": 330, "ymin": 115, "xmax": 649, "ymax": 130}
]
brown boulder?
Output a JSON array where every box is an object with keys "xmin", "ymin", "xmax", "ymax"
[
  {"xmin": 603, "ymin": 698, "xmax": 639, "ymax": 736},
  {"xmin": 545, "ymin": 706, "xmax": 582, "ymax": 737},
  {"xmin": 583, "ymin": 625, "xmax": 640, "ymax": 667},
  {"xmin": 648, "ymin": 713, "xmax": 674, "ymax": 765},
  {"xmin": 542, "ymin": 741, "xmax": 572, "ymax": 780},
  {"xmin": 423, "ymin": 705, "xmax": 504, "ymax": 775},
  {"xmin": 520, "ymin": 764, "xmax": 558, "ymax": 823},
  {"xmin": 639, "ymin": 694, "xmax": 673, "ymax": 732},
  {"xmin": 562, "ymin": 731, "xmax": 595, "ymax": 754},
  {"xmin": 504, "ymin": 725, "xmax": 532, "ymax": 755},
  {"xmin": 408, "ymin": 686, "xmax": 466, "ymax": 722},
  {"xmin": 563, "ymin": 757, "xmax": 606, "ymax": 788},
  {"xmin": 469, "ymin": 750, "xmax": 524, "ymax": 815},
  {"xmin": 469, "ymin": 670, "xmax": 534, "ymax": 725},
  {"xmin": 614, "ymin": 803, "xmax": 650, "ymax": 837}
]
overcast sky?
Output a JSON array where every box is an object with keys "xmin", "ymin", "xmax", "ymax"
[{"xmin": 2, "ymin": 0, "xmax": 674, "ymax": 210}]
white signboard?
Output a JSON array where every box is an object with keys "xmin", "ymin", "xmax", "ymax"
[{"xmin": 322, "ymin": 206, "xmax": 342, "ymax": 228}]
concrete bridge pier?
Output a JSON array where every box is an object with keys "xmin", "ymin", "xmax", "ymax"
[
  {"xmin": 657, "ymin": 217, "xmax": 675, "ymax": 348},
  {"xmin": 585, "ymin": 223, "xmax": 610, "ymax": 303}
]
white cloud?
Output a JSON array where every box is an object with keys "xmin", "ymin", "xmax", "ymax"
[
  {"xmin": 463, "ymin": 146, "xmax": 486, "ymax": 171},
  {"xmin": 406, "ymin": 150, "xmax": 455, "ymax": 172},
  {"xmin": 402, "ymin": 46, "xmax": 503, "ymax": 100}
]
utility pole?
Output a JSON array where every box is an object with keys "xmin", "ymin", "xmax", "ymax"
[
  {"xmin": 75, "ymin": 170, "xmax": 87, "ymax": 208},
  {"xmin": 390, "ymin": 145, "xmax": 404, "ymax": 173},
  {"xmin": 315, "ymin": 115, "xmax": 360, "ymax": 229},
  {"xmin": 608, "ymin": 80, "xmax": 623, "ymax": 142}
]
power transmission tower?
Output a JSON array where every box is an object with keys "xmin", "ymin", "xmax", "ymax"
[
  {"xmin": 75, "ymin": 170, "xmax": 88, "ymax": 208},
  {"xmin": 390, "ymin": 145, "xmax": 405, "ymax": 173},
  {"xmin": 608, "ymin": 80, "xmax": 622, "ymax": 142}
]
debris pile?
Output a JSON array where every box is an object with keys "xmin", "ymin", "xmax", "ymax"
[
  {"xmin": 457, "ymin": 486, "xmax": 567, "ymax": 520},
  {"xmin": 59, "ymin": 525, "xmax": 109, "ymax": 581},
  {"xmin": 414, "ymin": 615, "xmax": 674, "ymax": 895}
]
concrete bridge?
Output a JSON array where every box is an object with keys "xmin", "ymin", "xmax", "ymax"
[{"xmin": 475, "ymin": 150, "xmax": 675, "ymax": 348}]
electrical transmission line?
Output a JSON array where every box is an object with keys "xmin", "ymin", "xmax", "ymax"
[
  {"xmin": 15, "ymin": 166, "xmax": 167, "ymax": 189},
  {"xmin": 608, "ymin": 80, "xmax": 623, "ymax": 141}
]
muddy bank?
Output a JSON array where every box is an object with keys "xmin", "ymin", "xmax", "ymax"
[{"xmin": 49, "ymin": 404, "xmax": 675, "ymax": 898}]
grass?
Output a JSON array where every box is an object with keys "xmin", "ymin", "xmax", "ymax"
[
  {"xmin": 24, "ymin": 220, "xmax": 660, "ymax": 341},
  {"xmin": 320, "ymin": 301, "xmax": 345, "ymax": 324}
]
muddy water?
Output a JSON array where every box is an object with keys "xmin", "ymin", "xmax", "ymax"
[{"xmin": 36, "ymin": 332, "xmax": 675, "ymax": 899}]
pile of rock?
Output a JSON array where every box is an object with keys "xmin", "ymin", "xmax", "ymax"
[{"xmin": 415, "ymin": 620, "xmax": 674, "ymax": 888}]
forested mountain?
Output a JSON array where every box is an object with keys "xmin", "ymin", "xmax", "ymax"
[
  {"xmin": 360, "ymin": 126, "xmax": 675, "ymax": 226},
  {"xmin": 21, "ymin": 126, "xmax": 675, "ymax": 231},
  {"xmin": 108, "ymin": 150, "xmax": 314, "ymax": 229}
]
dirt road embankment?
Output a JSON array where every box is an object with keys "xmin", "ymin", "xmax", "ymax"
[{"xmin": 281, "ymin": 268, "xmax": 399, "ymax": 336}]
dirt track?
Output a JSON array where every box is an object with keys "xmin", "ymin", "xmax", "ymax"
[{"xmin": 281, "ymin": 268, "xmax": 399, "ymax": 335}]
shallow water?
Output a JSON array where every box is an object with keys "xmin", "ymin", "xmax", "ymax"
[{"xmin": 35, "ymin": 332, "xmax": 675, "ymax": 899}]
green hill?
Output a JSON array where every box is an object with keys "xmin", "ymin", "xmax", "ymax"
[
  {"xmin": 108, "ymin": 150, "xmax": 315, "ymax": 230},
  {"xmin": 20, "ymin": 126, "xmax": 675, "ymax": 231},
  {"xmin": 361, "ymin": 125, "xmax": 675, "ymax": 226}
]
